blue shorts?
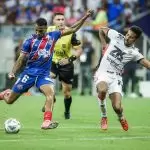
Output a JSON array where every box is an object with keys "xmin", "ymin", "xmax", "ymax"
[{"xmin": 12, "ymin": 72, "xmax": 54, "ymax": 94}]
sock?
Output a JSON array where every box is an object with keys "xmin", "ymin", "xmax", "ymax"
[
  {"xmin": 117, "ymin": 109, "xmax": 124, "ymax": 120},
  {"xmin": 98, "ymin": 98, "xmax": 107, "ymax": 118},
  {"xmin": 44, "ymin": 111, "xmax": 52, "ymax": 121},
  {"xmin": 118, "ymin": 113, "xmax": 124, "ymax": 120},
  {"xmin": 64, "ymin": 97, "xmax": 72, "ymax": 113},
  {"xmin": 114, "ymin": 107, "xmax": 124, "ymax": 120}
]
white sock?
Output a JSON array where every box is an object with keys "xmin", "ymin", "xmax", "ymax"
[{"xmin": 98, "ymin": 98, "xmax": 107, "ymax": 118}]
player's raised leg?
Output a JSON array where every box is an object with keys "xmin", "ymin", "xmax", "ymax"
[
  {"xmin": 0, "ymin": 89, "xmax": 11, "ymax": 100},
  {"xmin": 0, "ymin": 73, "xmax": 35, "ymax": 104},
  {"xmin": 96, "ymin": 81, "xmax": 108, "ymax": 130},
  {"xmin": 109, "ymin": 92, "xmax": 128, "ymax": 131},
  {"xmin": 0, "ymin": 89, "xmax": 21, "ymax": 104},
  {"xmin": 40, "ymin": 84, "xmax": 59, "ymax": 129}
]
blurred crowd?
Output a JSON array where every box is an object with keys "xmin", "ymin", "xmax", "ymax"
[
  {"xmin": 0, "ymin": 0, "xmax": 150, "ymax": 97},
  {"xmin": 0, "ymin": 0, "xmax": 149, "ymax": 28}
]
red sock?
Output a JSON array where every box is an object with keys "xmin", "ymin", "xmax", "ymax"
[{"xmin": 44, "ymin": 111, "xmax": 52, "ymax": 121}]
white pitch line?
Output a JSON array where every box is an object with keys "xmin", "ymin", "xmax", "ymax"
[
  {"xmin": 0, "ymin": 136, "xmax": 150, "ymax": 142},
  {"xmin": 53, "ymin": 126, "xmax": 150, "ymax": 129},
  {"xmin": 0, "ymin": 126, "xmax": 150, "ymax": 130}
]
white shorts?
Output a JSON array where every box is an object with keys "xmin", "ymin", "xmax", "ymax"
[{"xmin": 94, "ymin": 71, "xmax": 123, "ymax": 95}]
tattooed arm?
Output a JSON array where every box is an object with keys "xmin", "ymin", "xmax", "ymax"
[{"xmin": 8, "ymin": 52, "xmax": 27, "ymax": 80}]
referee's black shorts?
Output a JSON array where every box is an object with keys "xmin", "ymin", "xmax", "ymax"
[{"xmin": 51, "ymin": 62, "xmax": 74, "ymax": 84}]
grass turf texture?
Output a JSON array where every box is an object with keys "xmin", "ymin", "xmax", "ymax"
[{"xmin": 0, "ymin": 94, "xmax": 150, "ymax": 150}]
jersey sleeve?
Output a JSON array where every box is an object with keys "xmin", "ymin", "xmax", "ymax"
[
  {"xmin": 50, "ymin": 31, "xmax": 61, "ymax": 42},
  {"xmin": 133, "ymin": 50, "xmax": 144, "ymax": 62},
  {"xmin": 107, "ymin": 29, "xmax": 119, "ymax": 39},
  {"xmin": 47, "ymin": 26, "xmax": 56, "ymax": 32},
  {"xmin": 21, "ymin": 39, "xmax": 31, "ymax": 54},
  {"xmin": 71, "ymin": 33, "xmax": 81, "ymax": 46}
]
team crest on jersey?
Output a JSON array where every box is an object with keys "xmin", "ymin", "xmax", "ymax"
[
  {"xmin": 38, "ymin": 49, "xmax": 50, "ymax": 58},
  {"xmin": 17, "ymin": 84, "xmax": 23, "ymax": 90},
  {"xmin": 117, "ymin": 34, "xmax": 124, "ymax": 40}
]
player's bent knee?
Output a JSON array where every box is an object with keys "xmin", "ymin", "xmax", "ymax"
[
  {"xmin": 98, "ymin": 92, "xmax": 106, "ymax": 100},
  {"xmin": 63, "ymin": 90, "xmax": 71, "ymax": 98},
  {"xmin": 97, "ymin": 86, "xmax": 107, "ymax": 100},
  {"xmin": 96, "ymin": 81, "xmax": 108, "ymax": 93}
]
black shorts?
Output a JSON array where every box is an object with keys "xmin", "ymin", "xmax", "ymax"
[{"xmin": 51, "ymin": 62, "xmax": 74, "ymax": 84}]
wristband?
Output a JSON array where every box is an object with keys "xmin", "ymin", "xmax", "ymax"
[{"xmin": 68, "ymin": 55, "xmax": 77, "ymax": 63}]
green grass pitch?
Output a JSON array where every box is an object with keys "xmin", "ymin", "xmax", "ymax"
[{"xmin": 0, "ymin": 94, "xmax": 150, "ymax": 150}]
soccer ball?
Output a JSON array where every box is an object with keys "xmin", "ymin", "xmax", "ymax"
[{"xmin": 4, "ymin": 118, "xmax": 21, "ymax": 134}]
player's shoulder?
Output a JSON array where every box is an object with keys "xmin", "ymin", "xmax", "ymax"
[
  {"xmin": 26, "ymin": 34, "xmax": 36, "ymax": 40},
  {"xmin": 128, "ymin": 44, "xmax": 139, "ymax": 51},
  {"xmin": 47, "ymin": 26, "xmax": 57, "ymax": 32},
  {"xmin": 64, "ymin": 26, "xmax": 69, "ymax": 30},
  {"xmin": 108, "ymin": 29, "xmax": 125, "ymax": 40},
  {"xmin": 132, "ymin": 46, "xmax": 140, "ymax": 53},
  {"xmin": 23, "ymin": 34, "xmax": 36, "ymax": 44},
  {"xmin": 128, "ymin": 45, "xmax": 141, "ymax": 56},
  {"xmin": 63, "ymin": 26, "xmax": 73, "ymax": 37},
  {"xmin": 112, "ymin": 31, "xmax": 124, "ymax": 41},
  {"xmin": 117, "ymin": 33, "xmax": 124, "ymax": 39},
  {"xmin": 114, "ymin": 33, "xmax": 125, "ymax": 45}
]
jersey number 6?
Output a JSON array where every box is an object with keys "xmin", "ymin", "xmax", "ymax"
[{"xmin": 21, "ymin": 75, "xmax": 29, "ymax": 83}]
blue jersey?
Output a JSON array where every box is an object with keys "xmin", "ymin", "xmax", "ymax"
[{"xmin": 22, "ymin": 31, "xmax": 61, "ymax": 76}]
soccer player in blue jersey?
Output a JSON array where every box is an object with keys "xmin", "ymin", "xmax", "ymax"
[{"xmin": 0, "ymin": 9, "xmax": 93, "ymax": 129}]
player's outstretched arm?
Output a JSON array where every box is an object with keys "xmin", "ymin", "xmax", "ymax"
[
  {"xmin": 8, "ymin": 52, "xmax": 27, "ymax": 79},
  {"xmin": 99, "ymin": 27, "xmax": 110, "ymax": 55},
  {"xmin": 139, "ymin": 58, "xmax": 150, "ymax": 69},
  {"xmin": 70, "ymin": 9, "xmax": 93, "ymax": 28},
  {"xmin": 99, "ymin": 28, "xmax": 107, "ymax": 45},
  {"xmin": 61, "ymin": 9, "xmax": 94, "ymax": 36},
  {"xmin": 99, "ymin": 27, "xmax": 110, "ymax": 38}
]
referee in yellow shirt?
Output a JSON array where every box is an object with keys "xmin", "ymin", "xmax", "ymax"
[{"xmin": 43, "ymin": 12, "xmax": 82, "ymax": 119}]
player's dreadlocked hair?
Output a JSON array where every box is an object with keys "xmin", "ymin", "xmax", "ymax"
[
  {"xmin": 130, "ymin": 26, "xmax": 142, "ymax": 39},
  {"xmin": 36, "ymin": 18, "xmax": 47, "ymax": 26}
]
